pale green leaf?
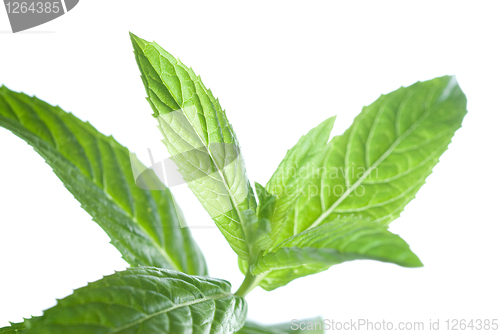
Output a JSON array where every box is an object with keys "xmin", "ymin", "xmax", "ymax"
[
  {"xmin": 271, "ymin": 76, "xmax": 466, "ymax": 242},
  {"xmin": 255, "ymin": 183, "xmax": 278, "ymax": 223},
  {"xmin": 20, "ymin": 267, "xmax": 246, "ymax": 334},
  {"xmin": 257, "ymin": 76, "xmax": 466, "ymax": 289},
  {"xmin": 0, "ymin": 87, "xmax": 207, "ymax": 276},
  {"xmin": 240, "ymin": 183, "xmax": 277, "ymax": 263},
  {"xmin": 250, "ymin": 218, "xmax": 421, "ymax": 289},
  {"xmin": 265, "ymin": 117, "xmax": 336, "ymax": 245},
  {"xmin": 130, "ymin": 33, "xmax": 257, "ymax": 260},
  {"xmin": 241, "ymin": 210, "xmax": 271, "ymax": 265}
]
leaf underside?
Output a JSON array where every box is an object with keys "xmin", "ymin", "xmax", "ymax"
[
  {"xmin": 0, "ymin": 86, "xmax": 207, "ymax": 276},
  {"xmin": 130, "ymin": 33, "xmax": 257, "ymax": 260}
]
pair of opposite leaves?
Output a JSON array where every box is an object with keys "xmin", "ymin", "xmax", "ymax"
[{"xmin": 0, "ymin": 33, "xmax": 467, "ymax": 334}]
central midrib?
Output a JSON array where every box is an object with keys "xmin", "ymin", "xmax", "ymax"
[
  {"xmin": 253, "ymin": 93, "xmax": 438, "ymax": 284},
  {"xmin": 306, "ymin": 92, "xmax": 439, "ymax": 231},
  {"xmin": 149, "ymin": 53, "xmax": 248, "ymax": 246},
  {"xmin": 254, "ymin": 82, "xmax": 454, "ymax": 287},
  {"xmin": 108, "ymin": 292, "xmax": 232, "ymax": 333}
]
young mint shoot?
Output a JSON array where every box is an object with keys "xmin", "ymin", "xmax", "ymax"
[{"xmin": 0, "ymin": 33, "xmax": 467, "ymax": 334}]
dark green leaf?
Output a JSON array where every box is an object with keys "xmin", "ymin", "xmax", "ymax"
[
  {"xmin": 0, "ymin": 322, "xmax": 26, "ymax": 334},
  {"xmin": 0, "ymin": 87, "xmax": 207, "ymax": 275},
  {"xmin": 20, "ymin": 267, "xmax": 246, "ymax": 334}
]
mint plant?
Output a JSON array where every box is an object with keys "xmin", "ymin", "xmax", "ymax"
[{"xmin": 0, "ymin": 33, "xmax": 467, "ymax": 334}]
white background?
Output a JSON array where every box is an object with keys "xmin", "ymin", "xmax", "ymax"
[{"xmin": 1, "ymin": 1, "xmax": 499, "ymax": 332}]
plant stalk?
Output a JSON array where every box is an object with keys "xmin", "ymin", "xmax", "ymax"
[{"xmin": 235, "ymin": 270, "xmax": 266, "ymax": 298}]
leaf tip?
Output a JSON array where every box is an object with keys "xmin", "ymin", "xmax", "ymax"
[
  {"xmin": 403, "ymin": 251, "xmax": 424, "ymax": 268},
  {"xmin": 129, "ymin": 32, "xmax": 148, "ymax": 52}
]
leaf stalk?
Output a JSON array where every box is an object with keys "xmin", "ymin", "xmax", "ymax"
[{"xmin": 235, "ymin": 270, "xmax": 266, "ymax": 298}]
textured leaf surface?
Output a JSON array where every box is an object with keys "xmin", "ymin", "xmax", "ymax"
[
  {"xmin": 265, "ymin": 117, "xmax": 336, "ymax": 246},
  {"xmin": 131, "ymin": 33, "xmax": 256, "ymax": 259},
  {"xmin": 0, "ymin": 86, "xmax": 207, "ymax": 275},
  {"xmin": 250, "ymin": 218, "xmax": 421, "ymax": 288},
  {"xmin": 270, "ymin": 76, "xmax": 466, "ymax": 242},
  {"xmin": 257, "ymin": 76, "xmax": 466, "ymax": 289},
  {"xmin": 237, "ymin": 318, "xmax": 324, "ymax": 334},
  {"xmin": 0, "ymin": 323, "xmax": 26, "ymax": 334},
  {"xmin": 20, "ymin": 267, "xmax": 246, "ymax": 334},
  {"xmin": 241, "ymin": 209, "xmax": 271, "ymax": 264},
  {"xmin": 240, "ymin": 183, "xmax": 277, "ymax": 263}
]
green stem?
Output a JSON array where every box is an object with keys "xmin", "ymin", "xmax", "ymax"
[{"xmin": 235, "ymin": 270, "xmax": 266, "ymax": 298}]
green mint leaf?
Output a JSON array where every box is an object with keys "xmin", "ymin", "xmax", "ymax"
[
  {"xmin": 268, "ymin": 76, "xmax": 467, "ymax": 245},
  {"xmin": 237, "ymin": 317, "xmax": 325, "ymax": 333},
  {"xmin": 255, "ymin": 182, "xmax": 278, "ymax": 222},
  {"xmin": 241, "ymin": 209, "xmax": 272, "ymax": 264},
  {"xmin": 130, "ymin": 33, "xmax": 257, "ymax": 260},
  {"xmin": 240, "ymin": 183, "xmax": 277, "ymax": 263},
  {"xmin": 255, "ymin": 76, "xmax": 466, "ymax": 290},
  {"xmin": 0, "ymin": 87, "xmax": 207, "ymax": 276},
  {"xmin": 0, "ymin": 322, "xmax": 26, "ymax": 334},
  {"xmin": 19, "ymin": 267, "xmax": 246, "ymax": 334},
  {"xmin": 265, "ymin": 117, "xmax": 336, "ymax": 246},
  {"xmin": 250, "ymin": 218, "xmax": 421, "ymax": 289}
]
